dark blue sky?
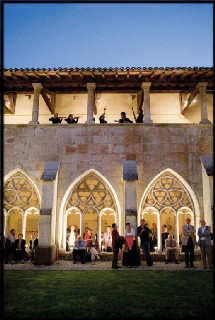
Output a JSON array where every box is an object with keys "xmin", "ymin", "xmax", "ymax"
[{"xmin": 3, "ymin": 2, "xmax": 213, "ymax": 68}]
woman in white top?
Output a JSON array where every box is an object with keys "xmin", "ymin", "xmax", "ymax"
[
  {"xmin": 68, "ymin": 225, "xmax": 76, "ymax": 251},
  {"xmin": 125, "ymin": 223, "xmax": 136, "ymax": 249},
  {"xmin": 123, "ymin": 223, "xmax": 139, "ymax": 268}
]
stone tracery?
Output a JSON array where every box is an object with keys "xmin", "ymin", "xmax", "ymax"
[
  {"xmin": 4, "ymin": 172, "xmax": 40, "ymax": 212},
  {"xmin": 144, "ymin": 173, "xmax": 194, "ymax": 213},
  {"xmin": 66, "ymin": 173, "xmax": 116, "ymax": 214}
]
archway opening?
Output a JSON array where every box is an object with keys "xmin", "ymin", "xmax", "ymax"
[
  {"xmin": 139, "ymin": 169, "xmax": 198, "ymax": 252},
  {"xmin": 60, "ymin": 170, "xmax": 119, "ymax": 251},
  {"xmin": 8, "ymin": 208, "xmax": 23, "ymax": 237},
  {"xmin": 25, "ymin": 210, "xmax": 40, "ymax": 247},
  {"xmin": 4, "ymin": 169, "xmax": 41, "ymax": 240}
]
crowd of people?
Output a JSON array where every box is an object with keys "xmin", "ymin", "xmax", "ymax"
[
  {"xmin": 3, "ymin": 230, "xmax": 38, "ymax": 264},
  {"xmin": 48, "ymin": 108, "xmax": 144, "ymax": 125},
  {"xmin": 3, "ymin": 218, "xmax": 213, "ymax": 270},
  {"xmin": 64, "ymin": 218, "xmax": 213, "ymax": 270}
]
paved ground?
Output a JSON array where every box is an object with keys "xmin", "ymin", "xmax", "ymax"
[{"xmin": 3, "ymin": 259, "xmax": 212, "ymax": 271}]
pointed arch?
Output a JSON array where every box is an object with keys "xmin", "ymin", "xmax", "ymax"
[
  {"xmin": 139, "ymin": 168, "xmax": 200, "ymax": 219},
  {"xmin": 4, "ymin": 169, "xmax": 41, "ymax": 238},
  {"xmin": 4, "ymin": 168, "xmax": 41, "ymax": 211},
  {"xmin": 58, "ymin": 169, "xmax": 121, "ymax": 250},
  {"xmin": 138, "ymin": 168, "xmax": 200, "ymax": 249}
]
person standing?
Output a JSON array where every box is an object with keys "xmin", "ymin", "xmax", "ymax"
[
  {"xmin": 65, "ymin": 114, "xmax": 79, "ymax": 124},
  {"xmin": 67, "ymin": 225, "xmax": 76, "ymax": 251},
  {"xmin": 102, "ymin": 226, "xmax": 112, "ymax": 252},
  {"xmin": 111, "ymin": 223, "xmax": 122, "ymax": 269},
  {"xmin": 29, "ymin": 232, "xmax": 38, "ymax": 262},
  {"xmin": 132, "ymin": 107, "xmax": 144, "ymax": 123},
  {"xmin": 123, "ymin": 222, "xmax": 139, "ymax": 268},
  {"xmin": 84, "ymin": 228, "xmax": 92, "ymax": 249},
  {"xmin": 197, "ymin": 219, "xmax": 213, "ymax": 270},
  {"xmin": 150, "ymin": 222, "xmax": 158, "ymax": 252},
  {"xmin": 99, "ymin": 109, "xmax": 107, "ymax": 123},
  {"xmin": 14, "ymin": 233, "xmax": 27, "ymax": 263},
  {"xmin": 5, "ymin": 229, "xmax": 16, "ymax": 264},
  {"xmin": 137, "ymin": 219, "xmax": 153, "ymax": 267},
  {"xmin": 119, "ymin": 112, "xmax": 133, "ymax": 123},
  {"xmin": 161, "ymin": 225, "xmax": 169, "ymax": 252},
  {"xmin": 182, "ymin": 217, "xmax": 196, "ymax": 268},
  {"xmin": 49, "ymin": 113, "xmax": 63, "ymax": 124}
]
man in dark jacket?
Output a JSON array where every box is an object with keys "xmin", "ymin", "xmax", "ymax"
[
  {"xmin": 112, "ymin": 223, "xmax": 124, "ymax": 269},
  {"xmin": 14, "ymin": 233, "xmax": 28, "ymax": 263},
  {"xmin": 119, "ymin": 112, "xmax": 133, "ymax": 123},
  {"xmin": 137, "ymin": 219, "xmax": 153, "ymax": 266},
  {"xmin": 29, "ymin": 232, "xmax": 39, "ymax": 262}
]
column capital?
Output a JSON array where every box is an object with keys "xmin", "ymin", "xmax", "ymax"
[
  {"xmin": 141, "ymin": 82, "xmax": 152, "ymax": 90},
  {"xmin": 32, "ymin": 83, "xmax": 43, "ymax": 91},
  {"xmin": 197, "ymin": 82, "xmax": 208, "ymax": 90},
  {"xmin": 87, "ymin": 83, "xmax": 96, "ymax": 90}
]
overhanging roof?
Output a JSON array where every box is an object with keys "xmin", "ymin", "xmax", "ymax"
[{"xmin": 3, "ymin": 67, "xmax": 213, "ymax": 94}]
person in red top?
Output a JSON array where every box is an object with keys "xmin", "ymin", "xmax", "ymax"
[
  {"xmin": 111, "ymin": 223, "xmax": 123, "ymax": 269},
  {"xmin": 84, "ymin": 228, "xmax": 92, "ymax": 241},
  {"xmin": 84, "ymin": 228, "xmax": 92, "ymax": 249}
]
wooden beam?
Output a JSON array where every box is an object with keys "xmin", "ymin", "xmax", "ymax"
[
  {"xmin": 93, "ymin": 103, "xmax": 97, "ymax": 115},
  {"xmin": 50, "ymin": 93, "xmax": 56, "ymax": 111},
  {"xmin": 41, "ymin": 89, "xmax": 55, "ymax": 113},
  {"xmin": 37, "ymin": 72, "xmax": 51, "ymax": 79},
  {"xmin": 180, "ymin": 87, "xmax": 199, "ymax": 114},
  {"xmin": 159, "ymin": 72, "xmax": 167, "ymax": 79},
  {"xmin": 48, "ymin": 71, "xmax": 61, "ymax": 79},
  {"xmin": 10, "ymin": 73, "xmax": 20, "ymax": 81},
  {"xmin": 138, "ymin": 72, "xmax": 143, "ymax": 79},
  {"xmin": 27, "ymin": 72, "xmax": 41, "ymax": 80},
  {"xmin": 4, "ymin": 93, "xmax": 16, "ymax": 114},
  {"xmin": 169, "ymin": 72, "xmax": 178, "ymax": 80}
]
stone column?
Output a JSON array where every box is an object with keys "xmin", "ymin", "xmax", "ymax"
[
  {"xmin": 123, "ymin": 160, "xmax": 138, "ymax": 233},
  {"xmin": 85, "ymin": 83, "xmax": 96, "ymax": 123},
  {"xmin": 197, "ymin": 82, "xmax": 211, "ymax": 124},
  {"xmin": 4, "ymin": 212, "xmax": 9, "ymax": 236},
  {"xmin": 22, "ymin": 213, "xmax": 27, "ymax": 239},
  {"xmin": 29, "ymin": 83, "xmax": 43, "ymax": 124},
  {"xmin": 141, "ymin": 82, "xmax": 153, "ymax": 124},
  {"xmin": 34, "ymin": 161, "xmax": 60, "ymax": 265}
]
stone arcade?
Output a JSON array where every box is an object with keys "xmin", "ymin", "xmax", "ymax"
[{"xmin": 3, "ymin": 67, "xmax": 213, "ymax": 264}]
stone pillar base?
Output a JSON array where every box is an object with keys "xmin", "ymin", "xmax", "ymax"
[
  {"xmin": 199, "ymin": 119, "xmax": 211, "ymax": 124},
  {"xmin": 143, "ymin": 119, "xmax": 153, "ymax": 124},
  {"xmin": 34, "ymin": 245, "xmax": 57, "ymax": 265},
  {"xmin": 85, "ymin": 120, "xmax": 95, "ymax": 124},
  {"xmin": 28, "ymin": 121, "xmax": 40, "ymax": 124}
]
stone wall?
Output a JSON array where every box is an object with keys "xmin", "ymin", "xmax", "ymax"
[{"xmin": 4, "ymin": 123, "xmax": 213, "ymax": 238}]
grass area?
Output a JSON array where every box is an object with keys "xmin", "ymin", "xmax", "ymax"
[{"xmin": 3, "ymin": 270, "xmax": 214, "ymax": 319}]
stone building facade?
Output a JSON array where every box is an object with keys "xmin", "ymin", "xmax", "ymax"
[{"xmin": 3, "ymin": 67, "xmax": 213, "ymax": 264}]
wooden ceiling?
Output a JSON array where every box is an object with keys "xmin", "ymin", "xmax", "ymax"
[{"xmin": 3, "ymin": 67, "xmax": 213, "ymax": 94}]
